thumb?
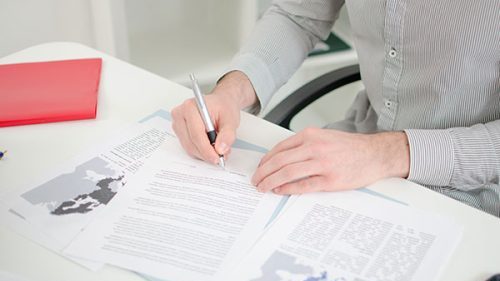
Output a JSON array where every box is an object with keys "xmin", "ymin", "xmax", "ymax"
[{"xmin": 215, "ymin": 127, "xmax": 236, "ymax": 155}]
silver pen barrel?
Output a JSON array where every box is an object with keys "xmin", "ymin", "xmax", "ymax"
[{"xmin": 190, "ymin": 74, "xmax": 215, "ymax": 132}]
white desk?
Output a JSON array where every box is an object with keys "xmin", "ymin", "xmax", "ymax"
[{"xmin": 0, "ymin": 42, "xmax": 499, "ymax": 281}]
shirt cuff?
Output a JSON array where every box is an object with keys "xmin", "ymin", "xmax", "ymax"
[
  {"xmin": 447, "ymin": 124, "xmax": 500, "ymax": 188},
  {"xmin": 404, "ymin": 129, "xmax": 455, "ymax": 186},
  {"xmin": 225, "ymin": 53, "xmax": 277, "ymax": 115}
]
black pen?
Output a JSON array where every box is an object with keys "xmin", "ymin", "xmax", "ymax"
[{"xmin": 189, "ymin": 74, "xmax": 225, "ymax": 169}]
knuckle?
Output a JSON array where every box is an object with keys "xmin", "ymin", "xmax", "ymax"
[
  {"xmin": 171, "ymin": 106, "xmax": 180, "ymax": 120},
  {"xmin": 298, "ymin": 130, "xmax": 309, "ymax": 142},
  {"xmin": 304, "ymin": 143, "xmax": 318, "ymax": 155},
  {"xmin": 200, "ymin": 151, "xmax": 213, "ymax": 162},
  {"xmin": 196, "ymin": 142, "xmax": 217, "ymax": 160},
  {"xmin": 186, "ymin": 98, "xmax": 198, "ymax": 109},
  {"xmin": 302, "ymin": 127, "xmax": 318, "ymax": 138},
  {"xmin": 271, "ymin": 154, "xmax": 286, "ymax": 169},
  {"xmin": 298, "ymin": 179, "xmax": 310, "ymax": 190},
  {"xmin": 252, "ymin": 171, "xmax": 261, "ymax": 182},
  {"xmin": 280, "ymin": 166, "xmax": 295, "ymax": 180},
  {"xmin": 186, "ymin": 148, "xmax": 198, "ymax": 158},
  {"xmin": 303, "ymin": 143, "xmax": 320, "ymax": 156},
  {"xmin": 284, "ymin": 182, "xmax": 301, "ymax": 195},
  {"xmin": 265, "ymin": 163, "xmax": 280, "ymax": 179}
]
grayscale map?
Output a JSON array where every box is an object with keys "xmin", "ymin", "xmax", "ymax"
[
  {"xmin": 251, "ymin": 250, "xmax": 355, "ymax": 281},
  {"xmin": 21, "ymin": 157, "xmax": 125, "ymax": 215}
]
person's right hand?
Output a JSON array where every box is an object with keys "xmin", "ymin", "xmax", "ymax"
[{"xmin": 171, "ymin": 71, "xmax": 257, "ymax": 165}]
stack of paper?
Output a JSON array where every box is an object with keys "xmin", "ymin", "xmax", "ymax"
[
  {"xmin": 1, "ymin": 109, "xmax": 463, "ymax": 281},
  {"xmin": 1, "ymin": 113, "xmax": 176, "ymax": 270}
]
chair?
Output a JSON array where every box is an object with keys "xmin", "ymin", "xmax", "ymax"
[{"xmin": 264, "ymin": 64, "xmax": 361, "ymax": 130}]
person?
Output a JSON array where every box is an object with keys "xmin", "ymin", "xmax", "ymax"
[{"xmin": 171, "ymin": 0, "xmax": 500, "ymax": 216}]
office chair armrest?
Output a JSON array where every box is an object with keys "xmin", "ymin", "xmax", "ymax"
[{"xmin": 264, "ymin": 64, "xmax": 361, "ymax": 129}]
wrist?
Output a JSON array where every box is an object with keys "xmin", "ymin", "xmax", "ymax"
[
  {"xmin": 214, "ymin": 71, "xmax": 258, "ymax": 109},
  {"xmin": 373, "ymin": 131, "xmax": 410, "ymax": 179}
]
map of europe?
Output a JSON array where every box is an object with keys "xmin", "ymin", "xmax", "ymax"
[{"xmin": 21, "ymin": 157, "xmax": 125, "ymax": 215}]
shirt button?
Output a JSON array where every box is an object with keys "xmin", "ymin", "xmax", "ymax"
[
  {"xmin": 385, "ymin": 100, "xmax": 393, "ymax": 108},
  {"xmin": 389, "ymin": 48, "xmax": 397, "ymax": 58}
]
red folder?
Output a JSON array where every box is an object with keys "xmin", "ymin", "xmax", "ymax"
[{"xmin": 0, "ymin": 58, "xmax": 102, "ymax": 127}]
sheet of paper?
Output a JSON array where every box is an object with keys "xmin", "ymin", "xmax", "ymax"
[
  {"xmin": 0, "ymin": 204, "xmax": 102, "ymax": 270},
  {"xmin": 2, "ymin": 116, "xmax": 173, "ymax": 270},
  {"xmin": 64, "ymin": 137, "xmax": 284, "ymax": 281},
  {"xmin": 228, "ymin": 191, "xmax": 463, "ymax": 281}
]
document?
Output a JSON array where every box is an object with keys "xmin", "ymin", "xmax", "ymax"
[
  {"xmin": 64, "ymin": 137, "xmax": 284, "ymax": 281},
  {"xmin": 3, "ymin": 116, "xmax": 173, "ymax": 269},
  {"xmin": 228, "ymin": 191, "xmax": 462, "ymax": 281},
  {"xmin": 2, "ymin": 106, "xmax": 463, "ymax": 280}
]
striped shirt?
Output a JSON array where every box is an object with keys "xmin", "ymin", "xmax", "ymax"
[{"xmin": 228, "ymin": 0, "xmax": 500, "ymax": 217}]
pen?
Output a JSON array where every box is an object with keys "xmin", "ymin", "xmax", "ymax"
[{"xmin": 189, "ymin": 74, "xmax": 225, "ymax": 169}]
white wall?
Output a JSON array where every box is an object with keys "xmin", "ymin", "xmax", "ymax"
[
  {"xmin": 123, "ymin": 0, "xmax": 246, "ymax": 84},
  {"xmin": 0, "ymin": 0, "xmax": 96, "ymax": 57},
  {"xmin": 0, "ymin": 1, "xmax": 359, "ymax": 129}
]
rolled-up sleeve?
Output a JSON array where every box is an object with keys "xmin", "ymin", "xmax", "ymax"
[
  {"xmin": 227, "ymin": 0, "xmax": 344, "ymax": 113},
  {"xmin": 405, "ymin": 119, "xmax": 500, "ymax": 189}
]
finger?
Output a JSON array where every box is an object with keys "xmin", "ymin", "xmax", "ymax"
[
  {"xmin": 252, "ymin": 146, "xmax": 313, "ymax": 186},
  {"xmin": 185, "ymin": 109, "xmax": 220, "ymax": 164},
  {"xmin": 223, "ymin": 147, "xmax": 232, "ymax": 160},
  {"xmin": 214, "ymin": 104, "xmax": 238, "ymax": 155},
  {"xmin": 258, "ymin": 133, "xmax": 303, "ymax": 167},
  {"xmin": 256, "ymin": 160, "xmax": 322, "ymax": 193},
  {"xmin": 272, "ymin": 175, "xmax": 326, "ymax": 195},
  {"xmin": 172, "ymin": 115, "xmax": 203, "ymax": 160},
  {"xmin": 215, "ymin": 127, "xmax": 236, "ymax": 155}
]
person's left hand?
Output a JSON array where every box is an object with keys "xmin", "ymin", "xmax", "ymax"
[{"xmin": 251, "ymin": 127, "xmax": 410, "ymax": 194}]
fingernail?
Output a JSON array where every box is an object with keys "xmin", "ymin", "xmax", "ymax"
[
  {"xmin": 273, "ymin": 187, "xmax": 281, "ymax": 194},
  {"xmin": 217, "ymin": 142, "xmax": 228, "ymax": 154}
]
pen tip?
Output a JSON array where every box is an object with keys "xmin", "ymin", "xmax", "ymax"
[
  {"xmin": 219, "ymin": 157, "xmax": 225, "ymax": 169},
  {"xmin": 189, "ymin": 73, "xmax": 196, "ymax": 81}
]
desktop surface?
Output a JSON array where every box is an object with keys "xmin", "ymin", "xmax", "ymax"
[{"xmin": 0, "ymin": 42, "xmax": 499, "ymax": 281}]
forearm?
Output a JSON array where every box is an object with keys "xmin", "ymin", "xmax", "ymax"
[{"xmin": 227, "ymin": 1, "xmax": 342, "ymax": 112}]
